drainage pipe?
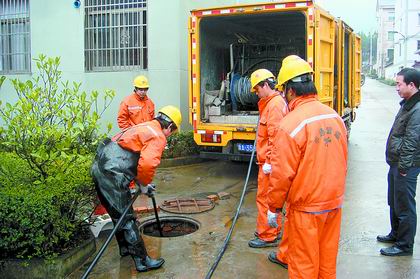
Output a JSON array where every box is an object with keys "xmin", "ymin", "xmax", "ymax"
[
  {"xmin": 205, "ymin": 118, "xmax": 259, "ymax": 279},
  {"xmin": 81, "ymin": 189, "xmax": 142, "ymax": 279}
]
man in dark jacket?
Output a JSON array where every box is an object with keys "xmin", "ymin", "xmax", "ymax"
[{"xmin": 377, "ymin": 68, "xmax": 420, "ymax": 256}]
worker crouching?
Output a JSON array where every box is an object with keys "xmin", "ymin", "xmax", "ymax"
[{"xmin": 91, "ymin": 105, "xmax": 182, "ymax": 272}]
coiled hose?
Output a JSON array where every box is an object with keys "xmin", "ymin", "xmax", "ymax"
[
  {"xmin": 231, "ymin": 75, "xmax": 259, "ymax": 108},
  {"xmin": 205, "ymin": 119, "xmax": 258, "ymax": 279}
]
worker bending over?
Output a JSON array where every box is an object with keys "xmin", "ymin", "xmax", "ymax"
[{"xmin": 91, "ymin": 106, "xmax": 182, "ymax": 272}]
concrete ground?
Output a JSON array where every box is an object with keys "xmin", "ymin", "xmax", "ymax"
[{"xmin": 70, "ymin": 77, "xmax": 420, "ymax": 278}]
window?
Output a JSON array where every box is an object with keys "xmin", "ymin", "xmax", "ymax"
[
  {"xmin": 0, "ymin": 0, "xmax": 31, "ymax": 74},
  {"xmin": 388, "ymin": 12, "xmax": 395, "ymax": 22},
  {"xmin": 387, "ymin": 31, "xmax": 394, "ymax": 41},
  {"xmin": 418, "ymin": 13, "xmax": 420, "ymax": 25},
  {"xmin": 387, "ymin": 49, "xmax": 394, "ymax": 63},
  {"xmin": 418, "ymin": 40, "xmax": 420, "ymax": 50},
  {"xmin": 84, "ymin": 0, "xmax": 147, "ymax": 72}
]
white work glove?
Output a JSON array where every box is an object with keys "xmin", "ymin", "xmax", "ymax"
[
  {"xmin": 262, "ymin": 163, "xmax": 272, "ymax": 174},
  {"xmin": 267, "ymin": 210, "xmax": 278, "ymax": 228},
  {"xmin": 140, "ymin": 183, "xmax": 156, "ymax": 198}
]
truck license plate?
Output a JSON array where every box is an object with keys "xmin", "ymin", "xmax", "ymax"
[{"xmin": 237, "ymin": 143, "xmax": 254, "ymax": 153}]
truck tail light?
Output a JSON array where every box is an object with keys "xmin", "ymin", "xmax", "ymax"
[{"xmin": 201, "ymin": 133, "xmax": 221, "ymax": 143}]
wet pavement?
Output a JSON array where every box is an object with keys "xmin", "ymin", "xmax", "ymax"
[{"xmin": 70, "ymin": 78, "xmax": 420, "ymax": 278}]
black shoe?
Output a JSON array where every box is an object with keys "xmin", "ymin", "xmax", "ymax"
[
  {"xmin": 119, "ymin": 246, "xmax": 129, "ymax": 257},
  {"xmin": 380, "ymin": 245, "xmax": 413, "ymax": 256},
  {"xmin": 377, "ymin": 233, "xmax": 396, "ymax": 243},
  {"xmin": 268, "ymin": 252, "xmax": 288, "ymax": 269},
  {"xmin": 248, "ymin": 237, "xmax": 279, "ymax": 248},
  {"xmin": 254, "ymin": 231, "xmax": 282, "ymax": 240},
  {"xmin": 132, "ymin": 256, "xmax": 165, "ymax": 272}
]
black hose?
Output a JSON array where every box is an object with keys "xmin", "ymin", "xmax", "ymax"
[
  {"xmin": 242, "ymin": 58, "xmax": 279, "ymax": 76},
  {"xmin": 205, "ymin": 120, "xmax": 259, "ymax": 279},
  {"xmin": 81, "ymin": 189, "xmax": 142, "ymax": 279}
]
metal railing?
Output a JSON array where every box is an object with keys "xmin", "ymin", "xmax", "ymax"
[
  {"xmin": 0, "ymin": 0, "xmax": 31, "ymax": 74},
  {"xmin": 84, "ymin": 0, "xmax": 148, "ymax": 72}
]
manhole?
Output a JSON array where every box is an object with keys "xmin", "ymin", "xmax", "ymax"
[
  {"xmin": 160, "ymin": 198, "xmax": 214, "ymax": 214},
  {"xmin": 139, "ymin": 216, "xmax": 200, "ymax": 238}
]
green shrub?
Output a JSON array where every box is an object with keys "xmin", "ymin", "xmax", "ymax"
[
  {"xmin": 0, "ymin": 55, "xmax": 114, "ymax": 179},
  {"xmin": 0, "ymin": 153, "xmax": 94, "ymax": 259},
  {"xmin": 378, "ymin": 78, "xmax": 396, "ymax": 86},
  {"xmin": 162, "ymin": 130, "xmax": 200, "ymax": 159},
  {"xmin": 0, "ymin": 55, "xmax": 114, "ymax": 260}
]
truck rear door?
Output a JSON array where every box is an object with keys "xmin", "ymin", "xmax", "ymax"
[
  {"xmin": 351, "ymin": 34, "xmax": 361, "ymax": 108},
  {"xmin": 314, "ymin": 9, "xmax": 335, "ymax": 109}
]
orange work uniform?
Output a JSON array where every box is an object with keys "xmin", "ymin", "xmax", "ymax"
[
  {"xmin": 256, "ymin": 93, "xmax": 288, "ymax": 241},
  {"xmin": 117, "ymin": 93, "xmax": 155, "ymax": 129},
  {"xmin": 268, "ymin": 95, "xmax": 348, "ymax": 279},
  {"xmin": 113, "ymin": 120, "xmax": 166, "ymax": 186},
  {"xmin": 92, "ymin": 120, "xmax": 167, "ymax": 259}
]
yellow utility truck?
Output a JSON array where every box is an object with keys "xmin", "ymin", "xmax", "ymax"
[{"xmin": 188, "ymin": 0, "xmax": 361, "ymax": 160}]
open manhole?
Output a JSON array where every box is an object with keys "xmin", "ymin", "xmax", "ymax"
[
  {"xmin": 139, "ymin": 216, "xmax": 200, "ymax": 238},
  {"xmin": 160, "ymin": 198, "xmax": 214, "ymax": 214}
]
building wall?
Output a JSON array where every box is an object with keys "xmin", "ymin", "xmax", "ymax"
[
  {"xmin": 376, "ymin": 4, "xmax": 395, "ymax": 78},
  {"xmin": 0, "ymin": 0, "xmax": 273, "ymax": 133},
  {"xmin": 388, "ymin": 0, "xmax": 420, "ymax": 78}
]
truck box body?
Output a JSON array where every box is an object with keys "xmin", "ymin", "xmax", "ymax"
[{"xmin": 188, "ymin": 0, "xmax": 361, "ymax": 161}]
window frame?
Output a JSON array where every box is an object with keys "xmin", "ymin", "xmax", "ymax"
[
  {"xmin": 386, "ymin": 48, "xmax": 394, "ymax": 63},
  {"xmin": 84, "ymin": 0, "xmax": 148, "ymax": 72},
  {"xmin": 387, "ymin": 31, "xmax": 394, "ymax": 41},
  {"xmin": 0, "ymin": 0, "xmax": 31, "ymax": 74}
]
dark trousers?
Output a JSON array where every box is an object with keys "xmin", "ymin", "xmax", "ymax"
[
  {"xmin": 387, "ymin": 166, "xmax": 420, "ymax": 250},
  {"xmin": 91, "ymin": 140, "xmax": 147, "ymax": 258}
]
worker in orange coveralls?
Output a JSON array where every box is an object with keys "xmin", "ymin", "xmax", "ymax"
[
  {"xmin": 117, "ymin": 75, "xmax": 155, "ymax": 193},
  {"xmin": 117, "ymin": 75, "xmax": 155, "ymax": 130},
  {"xmin": 248, "ymin": 69, "xmax": 288, "ymax": 249},
  {"xmin": 266, "ymin": 55, "xmax": 348, "ymax": 278},
  {"xmin": 91, "ymin": 106, "xmax": 182, "ymax": 272}
]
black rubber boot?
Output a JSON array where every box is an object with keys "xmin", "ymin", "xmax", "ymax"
[
  {"xmin": 119, "ymin": 246, "xmax": 129, "ymax": 257},
  {"xmin": 132, "ymin": 256, "xmax": 148, "ymax": 272},
  {"xmin": 132, "ymin": 256, "xmax": 165, "ymax": 272},
  {"xmin": 143, "ymin": 256, "xmax": 165, "ymax": 270},
  {"xmin": 115, "ymin": 230, "xmax": 129, "ymax": 257}
]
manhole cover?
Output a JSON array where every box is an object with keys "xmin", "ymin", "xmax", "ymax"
[
  {"xmin": 139, "ymin": 216, "xmax": 200, "ymax": 238},
  {"xmin": 160, "ymin": 198, "xmax": 214, "ymax": 214}
]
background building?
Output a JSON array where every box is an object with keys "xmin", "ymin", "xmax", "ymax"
[
  {"xmin": 386, "ymin": 0, "xmax": 420, "ymax": 78},
  {"xmin": 375, "ymin": 0, "xmax": 395, "ymax": 79},
  {"xmin": 0, "ymin": 0, "xmax": 271, "ymax": 132}
]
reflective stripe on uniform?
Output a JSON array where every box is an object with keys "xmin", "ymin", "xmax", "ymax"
[
  {"xmin": 146, "ymin": 125, "xmax": 158, "ymax": 137},
  {"xmin": 290, "ymin": 113, "xmax": 340, "ymax": 138}
]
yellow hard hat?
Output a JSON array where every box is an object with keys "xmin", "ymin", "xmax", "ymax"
[
  {"xmin": 250, "ymin": 69, "xmax": 275, "ymax": 92},
  {"xmin": 276, "ymin": 55, "xmax": 314, "ymax": 89},
  {"xmin": 158, "ymin": 105, "xmax": 182, "ymax": 131},
  {"xmin": 133, "ymin": 75, "xmax": 149, "ymax": 88}
]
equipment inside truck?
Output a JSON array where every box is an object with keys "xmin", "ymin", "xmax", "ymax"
[{"xmin": 199, "ymin": 11, "xmax": 306, "ymax": 124}]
